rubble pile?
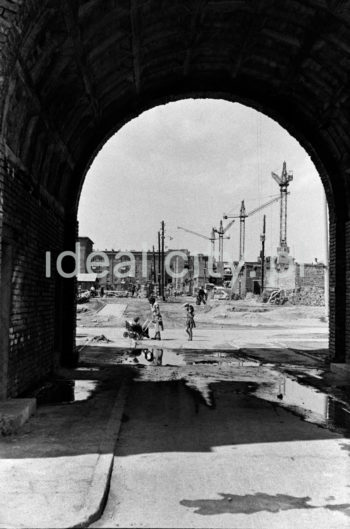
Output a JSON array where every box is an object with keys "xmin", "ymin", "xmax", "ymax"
[
  {"xmin": 294, "ymin": 287, "xmax": 325, "ymax": 307},
  {"xmin": 90, "ymin": 335, "xmax": 113, "ymax": 343}
]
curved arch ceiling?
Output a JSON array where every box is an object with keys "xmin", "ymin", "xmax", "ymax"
[{"xmin": 1, "ymin": 0, "xmax": 350, "ymax": 212}]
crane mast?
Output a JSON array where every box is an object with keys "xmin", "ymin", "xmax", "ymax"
[
  {"xmin": 224, "ymin": 193, "xmax": 286, "ymax": 262},
  {"xmin": 239, "ymin": 201, "xmax": 246, "ymax": 261},
  {"xmin": 210, "ymin": 228, "xmax": 216, "ymax": 260},
  {"xmin": 213, "ymin": 219, "xmax": 234, "ymax": 278},
  {"xmin": 272, "ymin": 161, "xmax": 293, "ymax": 252},
  {"xmin": 218, "ymin": 221, "xmax": 224, "ymax": 276}
]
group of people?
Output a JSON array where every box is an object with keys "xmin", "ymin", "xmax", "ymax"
[{"xmin": 127, "ymin": 296, "xmax": 196, "ymax": 342}]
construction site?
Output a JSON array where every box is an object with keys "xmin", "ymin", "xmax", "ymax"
[
  {"xmin": 2, "ymin": 2, "xmax": 350, "ymax": 528},
  {"xmin": 78, "ymin": 160, "xmax": 327, "ymax": 308}
]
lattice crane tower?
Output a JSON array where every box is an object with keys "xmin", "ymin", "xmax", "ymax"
[{"xmin": 271, "ymin": 161, "xmax": 293, "ymax": 253}]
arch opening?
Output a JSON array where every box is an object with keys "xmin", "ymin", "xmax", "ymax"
[{"xmin": 76, "ymin": 99, "xmax": 330, "ymax": 360}]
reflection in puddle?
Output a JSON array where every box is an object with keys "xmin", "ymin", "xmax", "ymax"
[
  {"xmin": 119, "ymin": 347, "xmax": 350, "ymax": 435},
  {"xmin": 253, "ymin": 373, "xmax": 350, "ymax": 436},
  {"xmin": 279, "ymin": 377, "xmax": 329, "ymax": 420},
  {"xmin": 124, "ymin": 348, "xmax": 186, "ymax": 366},
  {"xmin": 34, "ymin": 379, "xmax": 100, "ymax": 405},
  {"xmin": 122, "ymin": 348, "xmax": 262, "ymax": 367},
  {"xmin": 196, "ymin": 352, "xmax": 260, "ymax": 367}
]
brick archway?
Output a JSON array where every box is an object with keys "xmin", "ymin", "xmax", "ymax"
[{"xmin": 0, "ymin": 0, "xmax": 349, "ymax": 397}]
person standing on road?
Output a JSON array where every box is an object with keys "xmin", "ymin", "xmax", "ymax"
[
  {"xmin": 198, "ymin": 287, "xmax": 206, "ymax": 305},
  {"xmin": 151, "ymin": 301, "xmax": 163, "ymax": 340},
  {"xmin": 148, "ymin": 294, "xmax": 156, "ymax": 308},
  {"xmin": 183, "ymin": 303, "xmax": 195, "ymax": 341}
]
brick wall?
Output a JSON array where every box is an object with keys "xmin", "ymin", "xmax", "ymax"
[
  {"xmin": 0, "ymin": 152, "xmax": 65, "ymax": 397},
  {"xmin": 329, "ymin": 214, "xmax": 346, "ymax": 363},
  {"xmin": 346, "ymin": 221, "xmax": 350, "ymax": 364}
]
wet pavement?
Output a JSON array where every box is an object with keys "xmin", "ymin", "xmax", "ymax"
[
  {"xmin": 91, "ymin": 372, "xmax": 350, "ymax": 528},
  {"xmin": 79, "ymin": 345, "xmax": 350, "ymax": 437},
  {"xmin": 83, "ymin": 343, "xmax": 350, "ymax": 529},
  {"xmin": 6, "ymin": 297, "xmax": 348, "ymax": 528},
  {"xmin": 4, "ymin": 335, "xmax": 350, "ymax": 529}
]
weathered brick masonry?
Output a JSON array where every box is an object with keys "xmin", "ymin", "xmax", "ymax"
[
  {"xmin": 1, "ymin": 0, "xmax": 350, "ymax": 396},
  {"xmin": 0, "ymin": 154, "xmax": 65, "ymax": 397}
]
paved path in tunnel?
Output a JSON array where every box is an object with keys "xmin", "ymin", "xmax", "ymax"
[{"xmin": 92, "ymin": 376, "xmax": 350, "ymax": 529}]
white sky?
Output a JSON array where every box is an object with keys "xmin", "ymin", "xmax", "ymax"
[{"xmin": 78, "ymin": 99, "xmax": 327, "ymax": 264}]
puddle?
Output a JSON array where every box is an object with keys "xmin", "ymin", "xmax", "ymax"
[
  {"xmin": 252, "ymin": 372, "xmax": 350, "ymax": 437},
  {"xmin": 192, "ymin": 358, "xmax": 260, "ymax": 367},
  {"xmin": 123, "ymin": 348, "xmax": 186, "ymax": 366},
  {"xmin": 207, "ymin": 352, "xmax": 261, "ymax": 367},
  {"xmin": 122, "ymin": 348, "xmax": 261, "ymax": 367},
  {"xmin": 33, "ymin": 379, "xmax": 100, "ymax": 405}
]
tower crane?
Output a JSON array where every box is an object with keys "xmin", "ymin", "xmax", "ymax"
[
  {"xmin": 271, "ymin": 161, "xmax": 293, "ymax": 252},
  {"xmin": 214, "ymin": 219, "xmax": 235, "ymax": 276},
  {"xmin": 224, "ymin": 193, "xmax": 289, "ymax": 261},
  {"xmin": 177, "ymin": 226, "xmax": 218, "ymax": 260}
]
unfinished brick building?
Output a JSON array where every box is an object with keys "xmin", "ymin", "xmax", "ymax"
[{"xmin": 1, "ymin": 0, "xmax": 350, "ymax": 399}]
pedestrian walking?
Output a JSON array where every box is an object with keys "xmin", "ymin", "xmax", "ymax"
[
  {"xmin": 183, "ymin": 303, "xmax": 195, "ymax": 341},
  {"xmin": 151, "ymin": 301, "xmax": 163, "ymax": 340},
  {"xmin": 148, "ymin": 294, "xmax": 156, "ymax": 307},
  {"xmin": 198, "ymin": 287, "xmax": 206, "ymax": 305}
]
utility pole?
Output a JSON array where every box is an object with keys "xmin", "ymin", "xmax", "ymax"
[
  {"xmin": 175, "ymin": 255, "xmax": 179, "ymax": 292},
  {"xmin": 260, "ymin": 215, "xmax": 266, "ymax": 293},
  {"xmin": 158, "ymin": 231, "xmax": 161, "ymax": 296},
  {"xmin": 152, "ymin": 245, "xmax": 156, "ymax": 284},
  {"xmin": 161, "ymin": 221, "xmax": 165, "ymax": 300}
]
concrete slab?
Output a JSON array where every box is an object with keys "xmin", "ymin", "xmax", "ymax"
[{"xmin": 0, "ymin": 399, "xmax": 36, "ymax": 435}]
